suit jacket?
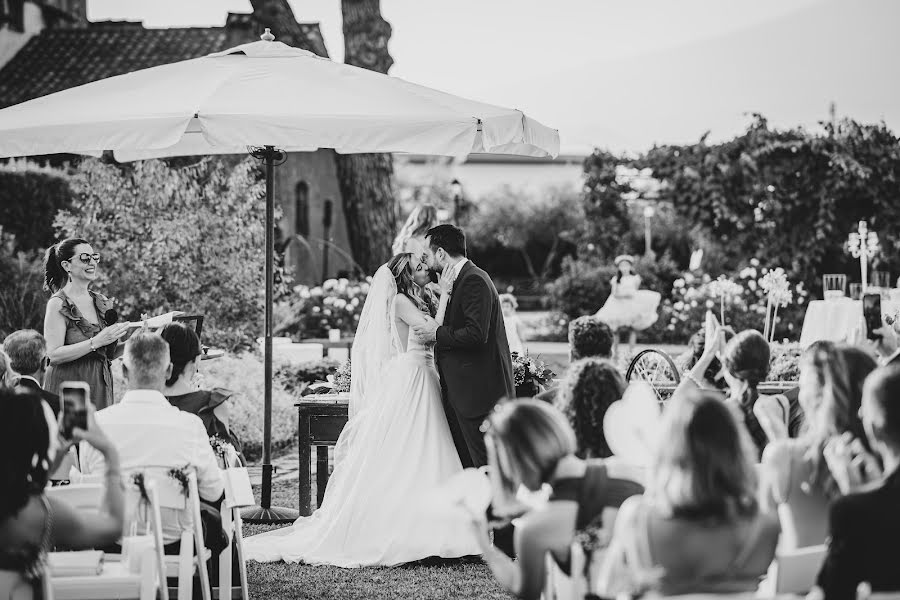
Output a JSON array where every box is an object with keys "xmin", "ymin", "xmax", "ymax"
[
  {"xmin": 435, "ymin": 261, "xmax": 514, "ymax": 418},
  {"xmin": 817, "ymin": 467, "xmax": 900, "ymax": 600},
  {"xmin": 16, "ymin": 376, "xmax": 61, "ymax": 417}
]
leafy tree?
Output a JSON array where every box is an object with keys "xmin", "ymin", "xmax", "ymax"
[
  {"xmin": 577, "ymin": 150, "xmax": 633, "ymax": 259},
  {"xmin": 0, "ymin": 159, "xmax": 73, "ymax": 252},
  {"xmin": 636, "ymin": 116, "xmax": 900, "ymax": 295},
  {"xmin": 54, "ymin": 157, "xmax": 268, "ymax": 350},
  {"xmin": 466, "ymin": 185, "xmax": 581, "ymax": 281}
]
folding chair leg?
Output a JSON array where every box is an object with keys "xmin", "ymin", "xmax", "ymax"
[
  {"xmin": 233, "ymin": 510, "xmax": 249, "ymax": 600},
  {"xmin": 218, "ymin": 506, "xmax": 233, "ymax": 600},
  {"xmin": 179, "ymin": 533, "xmax": 194, "ymax": 600}
]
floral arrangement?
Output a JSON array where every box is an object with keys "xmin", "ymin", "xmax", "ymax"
[
  {"xmin": 209, "ymin": 435, "xmax": 235, "ymax": 468},
  {"xmin": 760, "ymin": 267, "xmax": 793, "ymax": 342},
  {"xmin": 168, "ymin": 465, "xmax": 191, "ymax": 496},
  {"xmin": 661, "ymin": 259, "xmax": 808, "ymax": 342},
  {"xmin": 331, "ymin": 359, "xmax": 352, "ymax": 393},
  {"xmin": 512, "ymin": 352, "xmax": 555, "ymax": 392},
  {"xmin": 707, "ymin": 275, "xmax": 744, "ymax": 325},
  {"xmin": 276, "ymin": 277, "xmax": 370, "ymax": 340}
]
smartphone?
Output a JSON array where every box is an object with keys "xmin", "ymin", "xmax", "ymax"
[
  {"xmin": 863, "ymin": 293, "xmax": 883, "ymax": 340},
  {"xmin": 60, "ymin": 381, "xmax": 90, "ymax": 439}
]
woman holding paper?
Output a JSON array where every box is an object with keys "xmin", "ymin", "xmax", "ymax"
[{"xmin": 42, "ymin": 238, "xmax": 129, "ymax": 409}]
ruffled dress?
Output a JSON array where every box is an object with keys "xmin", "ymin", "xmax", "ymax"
[
  {"xmin": 594, "ymin": 275, "xmax": 661, "ymax": 331},
  {"xmin": 43, "ymin": 290, "xmax": 116, "ymax": 409}
]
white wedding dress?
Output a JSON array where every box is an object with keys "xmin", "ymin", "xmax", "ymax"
[{"xmin": 244, "ymin": 279, "xmax": 480, "ymax": 566}]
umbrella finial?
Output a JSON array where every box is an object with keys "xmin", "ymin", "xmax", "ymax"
[{"xmin": 261, "ymin": 28, "xmax": 275, "ymax": 42}]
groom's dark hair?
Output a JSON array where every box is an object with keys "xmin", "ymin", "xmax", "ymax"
[{"xmin": 426, "ymin": 224, "xmax": 466, "ymax": 258}]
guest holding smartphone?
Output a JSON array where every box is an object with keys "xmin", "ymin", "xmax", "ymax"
[{"xmin": 43, "ymin": 238, "xmax": 129, "ymax": 409}]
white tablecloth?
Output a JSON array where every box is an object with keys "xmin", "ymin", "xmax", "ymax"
[{"xmin": 799, "ymin": 298, "xmax": 864, "ymax": 348}]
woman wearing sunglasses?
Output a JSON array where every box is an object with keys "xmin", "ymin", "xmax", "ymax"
[{"xmin": 42, "ymin": 238, "xmax": 130, "ymax": 409}]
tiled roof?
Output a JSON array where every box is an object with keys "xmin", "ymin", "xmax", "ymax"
[
  {"xmin": 0, "ymin": 7, "xmax": 329, "ymax": 109},
  {"xmin": 0, "ymin": 24, "xmax": 229, "ymax": 108}
]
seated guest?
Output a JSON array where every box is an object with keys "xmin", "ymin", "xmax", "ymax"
[
  {"xmin": 599, "ymin": 389, "xmax": 779, "ymax": 597},
  {"xmin": 535, "ymin": 317, "xmax": 614, "ymax": 403},
  {"xmin": 759, "ymin": 343, "xmax": 876, "ymax": 549},
  {"xmin": 721, "ymin": 330, "xmax": 780, "ymax": 458},
  {"xmin": 816, "ymin": 365, "xmax": 900, "ymax": 600},
  {"xmin": 467, "ymin": 399, "xmax": 643, "ymax": 600},
  {"xmin": 160, "ymin": 322, "xmax": 244, "ymax": 463},
  {"xmin": 3, "ymin": 330, "xmax": 59, "ymax": 415},
  {"xmin": 0, "ymin": 390, "xmax": 124, "ymax": 595},
  {"xmin": 0, "ymin": 348, "xmax": 15, "ymax": 388},
  {"xmin": 4, "ymin": 330, "xmax": 76, "ymax": 480},
  {"xmin": 80, "ymin": 332, "xmax": 225, "ymax": 551},
  {"xmin": 555, "ymin": 358, "xmax": 625, "ymax": 458}
]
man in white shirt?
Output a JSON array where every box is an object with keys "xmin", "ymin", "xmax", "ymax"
[{"xmin": 81, "ymin": 331, "xmax": 224, "ymax": 547}]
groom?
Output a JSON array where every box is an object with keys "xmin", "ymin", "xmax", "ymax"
[{"xmin": 412, "ymin": 224, "xmax": 515, "ymax": 469}]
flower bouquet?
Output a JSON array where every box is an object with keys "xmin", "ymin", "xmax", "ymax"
[
  {"xmin": 707, "ymin": 275, "xmax": 743, "ymax": 326},
  {"xmin": 512, "ymin": 352, "xmax": 555, "ymax": 398},
  {"xmin": 760, "ymin": 268, "xmax": 793, "ymax": 343}
]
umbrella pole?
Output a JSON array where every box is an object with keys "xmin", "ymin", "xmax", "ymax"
[{"xmin": 243, "ymin": 146, "xmax": 300, "ymax": 524}]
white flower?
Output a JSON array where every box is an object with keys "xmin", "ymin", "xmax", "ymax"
[
  {"xmin": 748, "ymin": 280, "xmax": 757, "ymax": 291},
  {"xmin": 323, "ymin": 296, "xmax": 334, "ymax": 306},
  {"xmin": 323, "ymin": 309, "xmax": 332, "ymax": 316},
  {"xmin": 674, "ymin": 278, "xmax": 685, "ymax": 289},
  {"xmin": 351, "ymin": 297, "xmax": 360, "ymax": 306},
  {"xmin": 338, "ymin": 278, "xmax": 349, "ymax": 287},
  {"xmin": 674, "ymin": 301, "xmax": 685, "ymax": 311},
  {"xmin": 333, "ymin": 299, "xmax": 347, "ymax": 310},
  {"xmin": 322, "ymin": 279, "xmax": 339, "ymax": 291},
  {"xmin": 690, "ymin": 300, "xmax": 698, "ymax": 308},
  {"xmin": 310, "ymin": 287, "xmax": 323, "ymax": 297},
  {"xmin": 706, "ymin": 300, "xmax": 715, "ymax": 309},
  {"xmin": 312, "ymin": 306, "xmax": 321, "ymax": 313},
  {"xmin": 750, "ymin": 258, "xmax": 760, "ymax": 267}
]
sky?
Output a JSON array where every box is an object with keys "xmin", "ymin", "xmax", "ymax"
[{"xmin": 88, "ymin": 0, "xmax": 900, "ymax": 154}]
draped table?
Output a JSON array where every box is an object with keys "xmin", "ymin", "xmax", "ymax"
[
  {"xmin": 295, "ymin": 393, "xmax": 349, "ymax": 515},
  {"xmin": 799, "ymin": 297, "xmax": 900, "ymax": 349}
]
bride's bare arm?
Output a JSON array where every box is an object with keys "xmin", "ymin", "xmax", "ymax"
[{"xmin": 394, "ymin": 295, "xmax": 430, "ymax": 328}]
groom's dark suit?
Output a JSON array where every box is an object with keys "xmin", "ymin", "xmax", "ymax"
[{"xmin": 435, "ymin": 260, "xmax": 515, "ymax": 468}]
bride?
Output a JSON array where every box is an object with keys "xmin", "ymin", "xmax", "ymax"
[{"xmin": 244, "ymin": 253, "xmax": 480, "ymax": 566}]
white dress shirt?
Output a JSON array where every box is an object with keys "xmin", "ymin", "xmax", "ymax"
[
  {"xmin": 449, "ymin": 258, "xmax": 469, "ymax": 294},
  {"xmin": 80, "ymin": 389, "xmax": 224, "ymax": 544}
]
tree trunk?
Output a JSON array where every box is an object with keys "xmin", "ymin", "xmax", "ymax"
[{"xmin": 334, "ymin": 0, "xmax": 397, "ymax": 274}]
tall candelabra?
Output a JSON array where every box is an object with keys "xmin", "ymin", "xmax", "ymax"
[{"xmin": 848, "ymin": 220, "xmax": 879, "ymax": 292}]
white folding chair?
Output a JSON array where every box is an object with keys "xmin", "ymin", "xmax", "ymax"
[
  {"xmin": 113, "ymin": 468, "xmax": 211, "ymax": 600},
  {"xmin": 45, "ymin": 484, "xmax": 104, "ymax": 513},
  {"xmin": 217, "ymin": 464, "xmax": 254, "ymax": 600},
  {"xmin": 49, "ymin": 548, "xmax": 156, "ymax": 600},
  {"xmin": 761, "ymin": 544, "xmax": 827, "ymax": 595}
]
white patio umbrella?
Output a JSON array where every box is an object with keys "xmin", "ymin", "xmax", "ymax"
[{"xmin": 0, "ymin": 29, "xmax": 559, "ymax": 522}]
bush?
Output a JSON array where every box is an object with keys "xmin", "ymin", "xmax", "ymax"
[
  {"xmin": 0, "ymin": 230, "xmax": 47, "ymax": 339},
  {"xmin": 275, "ymin": 359, "xmax": 341, "ymax": 396},
  {"xmin": 547, "ymin": 257, "xmax": 617, "ymax": 319},
  {"xmin": 275, "ymin": 278, "xmax": 369, "ymax": 340},
  {"xmin": 0, "ymin": 159, "xmax": 74, "ymax": 253},
  {"xmin": 112, "ymin": 352, "xmax": 297, "ymax": 461},
  {"xmin": 54, "ymin": 157, "xmax": 268, "ymax": 351}
]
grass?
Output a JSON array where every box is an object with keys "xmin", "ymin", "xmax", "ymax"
[{"xmin": 243, "ymin": 480, "xmax": 513, "ymax": 600}]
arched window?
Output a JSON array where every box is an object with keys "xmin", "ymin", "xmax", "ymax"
[{"xmin": 294, "ymin": 181, "xmax": 310, "ymax": 237}]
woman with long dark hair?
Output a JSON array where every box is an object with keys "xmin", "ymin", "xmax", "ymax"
[
  {"xmin": 161, "ymin": 322, "xmax": 245, "ymax": 463},
  {"xmin": 0, "ymin": 390, "xmax": 124, "ymax": 596},
  {"xmin": 43, "ymin": 238, "xmax": 129, "ymax": 409},
  {"xmin": 720, "ymin": 329, "xmax": 773, "ymax": 458},
  {"xmin": 555, "ymin": 358, "xmax": 625, "ymax": 458}
]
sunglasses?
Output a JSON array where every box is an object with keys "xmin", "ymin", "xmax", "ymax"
[{"xmin": 66, "ymin": 253, "xmax": 101, "ymax": 265}]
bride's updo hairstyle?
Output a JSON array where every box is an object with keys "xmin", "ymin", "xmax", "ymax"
[
  {"xmin": 43, "ymin": 237, "xmax": 89, "ymax": 293},
  {"xmin": 648, "ymin": 389, "xmax": 758, "ymax": 522},
  {"xmin": 483, "ymin": 399, "xmax": 576, "ymax": 493}
]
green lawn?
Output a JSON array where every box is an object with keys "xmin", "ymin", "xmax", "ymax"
[{"xmin": 243, "ymin": 480, "xmax": 513, "ymax": 600}]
